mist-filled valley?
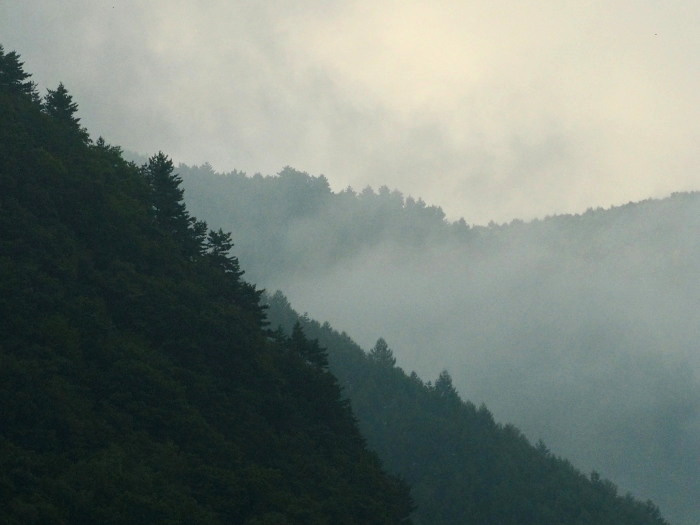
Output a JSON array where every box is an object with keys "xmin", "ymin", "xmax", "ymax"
[
  {"xmin": 3, "ymin": 0, "xmax": 700, "ymax": 520},
  {"xmin": 181, "ymin": 165, "xmax": 700, "ymax": 524},
  {"xmin": 0, "ymin": 34, "xmax": 696, "ymax": 521}
]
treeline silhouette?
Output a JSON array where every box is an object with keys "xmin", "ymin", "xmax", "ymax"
[{"xmin": 0, "ymin": 45, "xmax": 412, "ymax": 524}]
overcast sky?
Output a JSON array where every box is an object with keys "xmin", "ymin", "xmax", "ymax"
[{"xmin": 3, "ymin": 1, "xmax": 700, "ymax": 224}]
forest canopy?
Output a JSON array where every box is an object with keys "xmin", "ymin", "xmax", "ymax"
[
  {"xmin": 0, "ymin": 45, "xmax": 412, "ymax": 524},
  {"xmin": 0, "ymin": 44, "xmax": 675, "ymax": 524}
]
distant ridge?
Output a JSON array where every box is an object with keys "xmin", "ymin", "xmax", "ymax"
[
  {"xmin": 0, "ymin": 44, "xmax": 413, "ymax": 523},
  {"xmin": 178, "ymin": 163, "xmax": 699, "ymax": 524}
]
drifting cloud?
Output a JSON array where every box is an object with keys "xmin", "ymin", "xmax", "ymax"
[
  {"xmin": 3, "ymin": 1, "xmax": 700, "ymax": 223},
  {"xmin": 276, "ymin": 206, "xmax": 700, "ymax": 524}
]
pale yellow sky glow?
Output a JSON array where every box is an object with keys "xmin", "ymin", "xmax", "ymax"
[{"xmin": 3, "ymin": 0, "xmax": 700, "ymax": 223}]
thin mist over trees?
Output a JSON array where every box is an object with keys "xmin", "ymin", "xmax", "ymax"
[
  {"xmin": 180, "ymin": 163, "xmax": 700, "ymax": 525},
  {"xmin": 0, "ymin": 46, "xmax": 414, "ymax": 523},
  {"xmin": 265, "ymin": 290, "xmax": 669, "ymax": 525},
  {"xmin": 1, "ymin": 39, "xmax": 686, "ymax": 523},
  {"xmin": 178, "ymin": 164, "xmax": 466, "ymax": 286}
]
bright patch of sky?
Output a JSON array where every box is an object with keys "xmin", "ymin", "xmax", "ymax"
[{"xmin": 3, "ymin": 1, "xmax": 700, "ymax": 223}]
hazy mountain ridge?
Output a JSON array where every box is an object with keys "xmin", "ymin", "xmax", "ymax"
[
  {"xmin": 180, "ymin": 163, "xmax": 700, "ymax": 524},
  {"xmin": 265, "ymin": 290, "xmax": 669, "ymax": 525},
  {"xmin": 0, "ymin": 46, "xmax": 413, "ymax": 523},
  {"xmin": 0, "ymin": 41, "xmax": 687, "ymax": 523},
  {"xmin": 179, "ymin": 161, "xmax": 700, "ymax": 281},
  {"xmin": 178, "ymin": 164, "xmax": 468, "ymax": 285}
]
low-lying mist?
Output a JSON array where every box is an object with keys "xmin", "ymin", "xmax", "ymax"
[
  {"xmin": 181, "ymin": 166, "xmax": 700, "ymax": 524},
  {"xmin": 282, "ymin": 218, "xmax": 700, "ymax": 524}
]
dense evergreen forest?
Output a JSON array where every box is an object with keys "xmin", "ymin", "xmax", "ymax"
[
  {"xmin": 179, "ymin": 163, "xmax": 700, "ymax": 524},
  {"xmin": 178, "ymin": 161, "xmax": 700, "ymax": 290},
  {"xmin": 265, "ymin": 291, "xmax": 669, "ymax": 525},
  {"xmin": 0, "ymin": 44, "xmax": 675, "ymax": 523},
  {"xmin": 0, "ymin": 46, "xmax": 413, "ymax": 523},
  {"xmin": 177, "ymin": 163, "xmax": 462, "ymax": 286}
]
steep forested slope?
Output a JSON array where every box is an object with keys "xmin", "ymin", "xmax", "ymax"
[
  {"xmin": 179, "ymin": 161, "xmax": 700, "ymax": 289},
  {"xmin": 178, "ymin": 164, "xmax": 460, "ymax": 286},
  {"xmin": 0, "ymin": 46, "xmax": 412, "ymax": 524},
  {"xmin": 265, "ymin": 291, "xmax": 669, "ymax": 525},
  {"xmin": 180, "ymin": 163, "xmax": 700, "ymax": 525}
]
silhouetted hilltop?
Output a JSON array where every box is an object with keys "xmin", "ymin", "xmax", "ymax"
[
  {"xmin": 0, "ymin": 45, "xmax": 412, "ymax": 524},
  {"xmin": 178, "ymin": 162, "xmax": 699, "ymax": 524},
  {"xmin": 265, "ymin": 290, "xmax": 669, "ymax": 525}
]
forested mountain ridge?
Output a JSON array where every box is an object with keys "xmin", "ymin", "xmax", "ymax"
[
  {"xmin": 177, "ymin": 156, "xmax": 700, "ymax": 523},
  {"xmin": 0, "ymin": 46, "xmax": 413, "ymax": 523},
  {"xmin": 177, "ymin": 164, "xmax": 463, "ymax": 284},
  {"xmin": 265, "ymin": 291, "xmax": 669, "ymax": 525},
  {"xmin": 0, "ymin": 43, "xmax": 678, "ymax": 523},
  {"xmin": 178, "ymin": 161, "xmax": 700, "ymax": 286}
]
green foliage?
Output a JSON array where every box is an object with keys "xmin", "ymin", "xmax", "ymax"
[
  {"xmin": 0, "ymin": 44, "xmax": 39, "ymax": 101},
  {"xmin": 206, "ymin": 228, "xmax": 241, "ymax": 275},
  {"xmin": 369, "ymin": 338, "xmax": 396, "ymax": 367},
  {"xmin": 143, "ymin": 152, "xmax": 197, "ymax": 251},
  {"xmin": 0, "ymin": 47, "xmax": 413, "ymax": 524},
  {"xmin": 266, "ymin": 291, "xmax": 670, "ymax": 525},
  {"xmin": 177, "ymin": 164, "xmax": 465, "ymax": 283},
  {"xmin": 44, "ymin": 82, "xmax": 78, "ymax": 120},
  {"xmin": 43, "ymin": 82, "xmax": 88, "ymax": 142},
  {"xmin": 285, "ymin": 322, "xmax": 329, "ymax": 370},
  {"xmin": 433, "ymin": 370, "xmax": 458, "ymax": 400},
  {"xmin": 177, "ymin": 150, "xmax": 700, "ymax": 525}
]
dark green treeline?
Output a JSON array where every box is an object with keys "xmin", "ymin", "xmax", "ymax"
[
  {"xmin": 0, "ymin": 45, "xmax": 412, "ymax": 524},
  {"xmin": 265, "ymin": 291, "xmax": 669, "ymax": 525}
]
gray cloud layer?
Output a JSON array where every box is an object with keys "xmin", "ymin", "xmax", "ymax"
[
  {"xmin": 275, "ymin": 205, "xmax": 700, "ymax": 524},
  {"xmin": 3, "ymin": 1, "xmax": 700, "ymax": 223}
]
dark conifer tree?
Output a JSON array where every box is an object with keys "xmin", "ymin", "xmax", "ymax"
[
  {"xmin": 205, "ymin": 226, "xmax": 266, "ymax": 327},
  {"xmin": 43, "ymin": 82, "xmax": 89, "ymax": 142},
  {"xmin": 206, "ymin": 228, "xmax": 242, "ymax": 276},
  {"xmin": 44, "ymin": 82, "xmax": 78, "ymax": 124},
  {"xmin": 266, "ymin": 294, "xmax": 670, "ymax": 525},
  {"xmin": 0, "ymin": 45, "xmax": 39, "ymax": 101},
  {"xmin": 0, "ymin": 47, "xmax": 414, "ymax": 523},
  {"xmin": 190, "ymin": 218, "xmax": 208, "ymax": 256},
  {"xmin": 289, "ymin": 321, "xmax": 329, "ymax": 369},
  {"xmin": 369, "ymin": 337, "xmax": 396, "ymax": 367},
  {"xmin": 143, "ymin": 152, "xmax": 203, "ymax": 257},
  {"xmin": 434, "ymin": 369, "xmax": 459, "ymax": 399},
  {"xmin": 144, "ymin": 152, "xmax": 188, "ymax": 229}
]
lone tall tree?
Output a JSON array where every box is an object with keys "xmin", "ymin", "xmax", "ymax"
[
  {"xmin": 44, "ymin": 82, "xmax": 87, "ymax": 140},
  {"xmin": 369, "ymin": 337, "xmax": 396, "ymax": 367},
  {"xmin": 144, "ymin": 153, "xmax": 192, "ymax": 240},
  {"xmin": 289, "ymin": 322, "xmax": 329, "ymax": 369},
  {"xmin": 206, "ymin": 228, "xmax": 242, "ymax": 277},
  {"xmin": 434, "ymin": 370, "xmax": 459, "ymax": 399},
  {"xmin": 0, "ymin": 45, "xmax": 38, "ymax": 101}
]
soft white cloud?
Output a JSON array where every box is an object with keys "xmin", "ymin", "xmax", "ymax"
[{"xmin": 2, "ymin": 0, "xmax": 700, "ymax": 224}]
